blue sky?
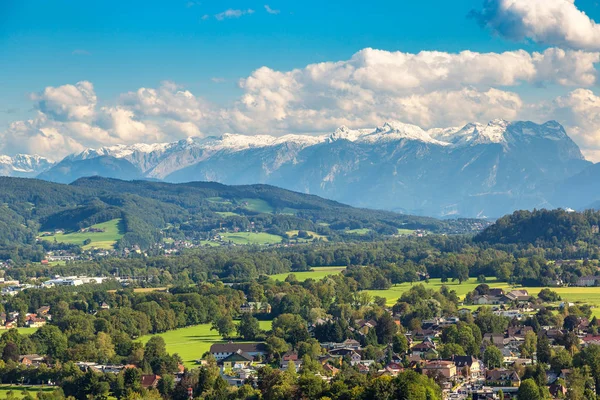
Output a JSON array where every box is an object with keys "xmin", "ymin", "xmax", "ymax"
[
  {"xmin": 2, "ymin": 0, "xmax": 600, "ymax": 160},
  {"xmin": 0, "ymin": 0, "xmax": 538, "ymax": 116}
]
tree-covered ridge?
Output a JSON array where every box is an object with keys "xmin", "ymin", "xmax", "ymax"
[
  {"xmin": 475, "ymin": 209, "xmax": 600, "ymax": 246},
  {"xmin": 0, "ymin": 177, "xmax": 484, "ymax": 261}
]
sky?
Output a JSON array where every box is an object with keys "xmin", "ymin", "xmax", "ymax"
[{"xmin": 2, "ymin": 0, "xmax": 600, "ymax": 160}]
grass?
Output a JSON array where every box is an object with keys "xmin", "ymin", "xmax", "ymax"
[
  {"xmin": 40, "ymin": 219, "xmax": 124, "ymax": 250},
  {"xmin": 215, "ymin": 212, "xmax": 239, "ymax": 217},
  {"xmin": 240, "ymin": 198, "xmax": 274, "ymax": 214},
  {"xmin": 138, "ymin": 321, "xmax": 273, "ymax": 368},
  {"xmin": 345, "ymin": 228, "xmax": 371, "ymax": 235},
  {"xmin": 397, "ymin": 228, "xmax": 416, "ymax": 235},
  {"xmin": 270, "ymin": 266, "xmax": 347, "ymax": 282},
  {"xmin": 286, "ymin": 230, "xmax": 328, "ymax": 242},
  {"xmin": 366, "ymin": 278, "xmax": 600, "ymax": 317},
  {"xmin": 221, "ymin": 232, "xmax": 282, "ymax": 245},
  {"xmin": 0, "ymin": 386, "xmax": 55, "ymax": 398},
  {"xmin": 207, "ymin": 197, "xmax": 232, "ymax": 205}
]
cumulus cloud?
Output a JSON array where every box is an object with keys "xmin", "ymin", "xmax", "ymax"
[
  {"xmin": 32, "ymin": 81, "xmax": 97, "ymax": 122},
  {"xmin": 472, "ymin": 0, "xmax": 600, "ymax": 50},
  {"xmin": 3, "ymin": 48, "xmax": 600, "ymax": 160},
  {"xmin": 228, "ymin": 47, "xmax": 597, "ymax": 132},
  {"xmin": 533, "ymin": 89, "xmax": 600, "ymax": 160},
  {"xmin": 214, "ymin": 9, "xmax": 254, "ymax": 21}
]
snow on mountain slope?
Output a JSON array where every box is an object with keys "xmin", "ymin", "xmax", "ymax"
[{"xmin": 0, "ymin": 154, "xmax": 54, "ymax": 177}]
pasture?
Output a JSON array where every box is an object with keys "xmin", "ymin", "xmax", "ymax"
[
  {"xmin": 138, "ymin": 321, "xmax": 272, "ymax": 368},
  {"xmin": 270, "ymin": 266, "xmax": 347, "ymax": 282},
  {"xmin": 366, "ymin": 278, "xmax": 600, "ymax": 317},
  {"xmin": 40, "ymin": 219, "xmax": 124, "ymax": 250},
  {"xmin": 345, "ymin": 228, "xmax": 371, "ymax": 235},
  {"xmin": 286, "ymin": 230, "xmax": 328, "ymax": 242},
  {"xmin": 240, "ymin": 198, "xmax": 274, "ymax": 213},
  {"xmin": 221, "ymin": 232, "xmax": 282, "ymax": 245},
  {"xmin": 0, "ymin": 386, "xmax": 55, "ymax": 399}
]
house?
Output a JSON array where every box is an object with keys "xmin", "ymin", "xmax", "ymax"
[
  {"xmin": 451, "ymin": 355, "xmax": 482, "ymax": 378},
  {"xmin": 210, "ymin": 342, "xmax": 267, "ymax": 361},
  {"xmin": 411, "ymin": 340, "xmax": 436, "ymax": 356},
  {"xmin": 485, "ymin": 369, "xmax": 521, "ymax": 387},
  {"xmin": 280, "ymin": 352, "xmax": 302, "ymax": 370},
  {"xmin": 100, "ymin": 302, "xmax": 110, "ymax": 310},
  {"xmin": 582, "ymin": 335, "xmax": 600, "ymax": 347},
  {"xmin": 354, "ymin": 319, "xmax": 377, "ymax": 334},
  {"xmin": 549, "ymin": 383, "xmax": 567, "ymax": 398},
  {"xmin": 36, "ymin": 306, "xmax": 51, "ymax": 316},
  {"xmin": 504, "ymin": 290, "xmax": 531, "ymax": 303},
  {"xmin": 26, "ymin": 317, "xmax": 47, "ymax": 328},
  {"xmin": 483, "ymin": 333, "xmax": 505, "ymax": 348},
  {"xmin": 239, "ymin": 302, "xmax": 272, "ymax": 314},
  {"xmin": 328, "ymin": 348, "xmax": 361, "ymax": 363},
  {"xmin": 576, "ymin": 276, "xmax": 598, "ymax": 287},
  {"xmin": 473, "ymin": 295, "xmax": 502, "ymax": 305},
  {"xmin": 422, "ymin": 360, "xmax": 457, "ymax": 379},
  {"xmin": 141, "ymin": 374, "xmax": 161, "ymax": 389},
  {"xmin": 220, "ymin": 350, "xmax": 255, "ymax": 368},
  {"xmin": 19, "ymin": 354, "xmax": 45, "ymax": 367}
]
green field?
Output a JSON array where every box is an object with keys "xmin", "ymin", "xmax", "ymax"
[
  {"xmin": 221, "ymin": 232, "xmax": 282, "ymax": 245},
  {"xmin": 286, "ymin": 230, "xmax": 328, "ymax": 242},
  {"xmin": 40, "ymin": 219, "xmax": 124, "ymax": 250},
  {"xmin": 345, "ymin": 228, "xmax": 371, "ymax": 235},
  {"xmin": 0, "ymin": 386, "xmax": 55, "ymax": 399},
  {"xmin": 397, "ymin": 228, "xmax": 416, "ymax": 235},
  {"xmin": 207, "ymin": 197, "xmax": 232, "ymax": 205},
  {"xmin": 215, "ymin": 212, "xmax": 239, "ymax": 217},
  {"xmin": 240, "ymin": 198, "xmax": 274, "ymax": 213},
  {"xmin": 138, "ymin": 321, "xmax": 272, "ymax": 368},
  {"xmin": 270, "ymin": 266, "xmax": 347, "ymax": 282},
  {"xmin": 366, "ymin": 278, "xmax": 600, "ymax": 317}
]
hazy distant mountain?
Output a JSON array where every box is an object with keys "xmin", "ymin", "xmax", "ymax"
[
  {"xmin": 28, "ymin": 119, "xmax": 593, "ymax": 217},
  {"xmin": 37, "ymin": 156, "xmax": 144, "ymax": 184},
  {"xmin": 0, "ymin": 154, "xmax": 53, "ymax": 177}
]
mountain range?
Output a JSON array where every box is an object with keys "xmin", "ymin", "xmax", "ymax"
[{"xmin": 2, "ymin": 119, "xmax": 597, "ymax": 218}]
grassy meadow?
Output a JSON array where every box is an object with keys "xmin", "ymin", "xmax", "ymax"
[
  {"xmin": 270, "ymin": 266, "xmax": 347, "ymax": 282},
  {"xmin": 221, "ymin": 232, "xmax": 282, "ymax": 245},
  {"xmin": 0, "ymin": 386, "xmax": 55, "ymax": 399},
  {"xmin": 286, "ymin": 230, "xmax": 329, "ymax": 242},
  {"xmin": 366, "ymin": 278, "xmax": 600, "ymax": 317},
  {"xmin": 241, "ymin": 198, "xmax": 274, "ymax": 213},
  {"xmin": 138, "ymin": 321, "xmax": 273, "ymax": 368},
  {"xmin": 40, "ymin": 219, "xmax": 124, "ymax": 250}
]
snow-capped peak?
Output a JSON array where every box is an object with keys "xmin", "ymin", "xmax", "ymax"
[
  {"xmin": 0, "ymin": 154, "xmax": 54, "ymax": 175},
  {"xmin": 358, "ymin": 121, "xmax": 448, "ymax": 145}
]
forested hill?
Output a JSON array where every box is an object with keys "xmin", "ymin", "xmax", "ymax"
[
  {"xmin": 474, "ymin": 209, "xmax": 600, "ymax": 246},
  {"xmin": 0, "ymin": 177, "xmax": 482, "ymax": 261}
]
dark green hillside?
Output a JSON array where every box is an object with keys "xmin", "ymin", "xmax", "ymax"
[
  {"xmin": 475, "ymin": 209, "xmax": 600, "ymax": 246},
  {"xmin": 0, "ymin": 177, "xmax": 483, "ymax": 261}
]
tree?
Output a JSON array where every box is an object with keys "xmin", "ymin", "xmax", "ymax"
[
  {"xmin": 375, "ymin": 312, "xmax": 398, "ymax": 345},
  {"xmin": 483, "ymin": 345, "xmax": 503, "ymax": 369},
  {"xmin": 392, "ymin": 334, "xmax": 408, "ymax": 354},
  {"xmin": 551, "ymin": 349, "xmax": 573, "ymax": 373},
  {"xmin": 520, "ymin": 331, "xmax": 537, "ymax": 361},
  {"xmin": 537, "ymin": 333, "xmax": 552, "ymax": 364},
  {"xmin": 30, "ymin": 325, "xmax": 68, "ymax": 361},
  {"xmin": 95, "ymin": 332, "xmax": 116, "ymax": 363},
  {"xmin": 1, "ymin": 342, "xmax": 18, "ymax": 362},
  {"xmin": 237, "ymin": 313, "xmax": 261, "ymax": 341},
  {"xmin": 266, "ymin": 335, "xmax": 289, "ymax": 360},
  {"xmin": 518, "ymin": 378, "xmax": 542, "ymax": 400},
  {"xmin": 211, "ymin": 314, "xmax": 235, "ymax": 339}
]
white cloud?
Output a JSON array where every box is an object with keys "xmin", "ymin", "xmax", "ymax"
[
  {"xmin": 214, "ymin": 9, "xmax": 255, "ymax": 21},
  {"xmin": 32, "ymin": 81, "xmax": 97, "ymax": 122},
  {"xmin": 264, "ymin": 5, "xmax": 280, "ymax": 15},
  {"xmin": 473, "ymin": 0, "xmax": 600, "ymax": 50},
  {"xmin": 4, "ymin": 48, "xmax": 600, "ymax": 160},
  {"xmin": 533, "ymin": 89, "xmax": 600, "ymax": 160}
]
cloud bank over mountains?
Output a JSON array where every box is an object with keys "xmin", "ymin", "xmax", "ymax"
[{"xmin": 3, "ymin": 0, "xmax": 600, "ymax": 161}]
